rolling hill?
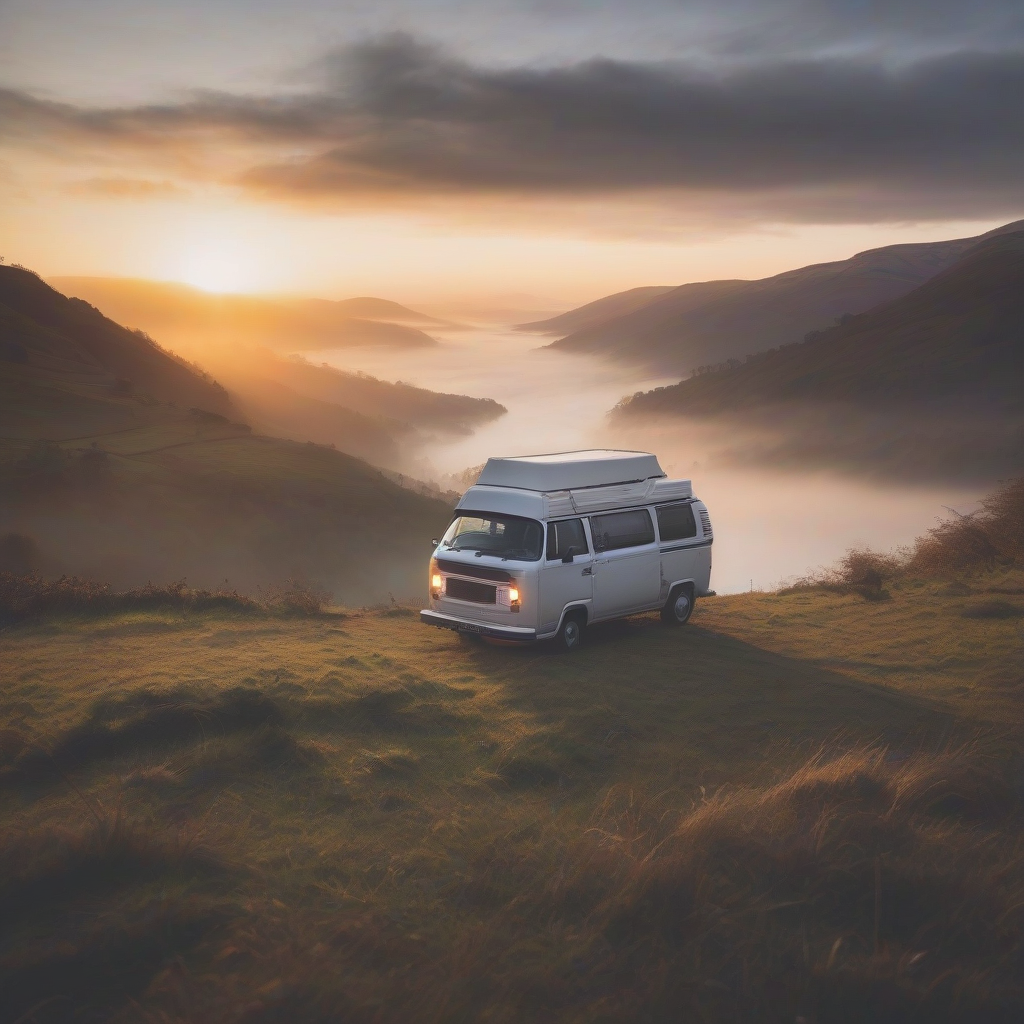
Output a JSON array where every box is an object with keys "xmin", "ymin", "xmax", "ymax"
[
  {"xmin": 0, "ymin": 265, "xmax": 459, "ymax": 600},
  {"xmin": 49, "ymin": 277, "xmax": 440, "ymax": 357},
  {"xmin": 617, "ymin": 231, "xmax": 1024, "ymax": 417},
  {"xmin": 613, "ymin": 232, "xmax": 1024, "ymax": 482},
  {"xmin": 1, "ymin": 265, "xmax": 234, "ymax": 417},
  {"xmin": 514, "ymin": 285, "xmax": 675, "ymax": 335},
  {"xmin": 17, "ymin": 273, "xmax": 504, "ymax": 468},
  {"xmin": 550, "ymin": 220, "xmax": 1024, "ymax": 373}
]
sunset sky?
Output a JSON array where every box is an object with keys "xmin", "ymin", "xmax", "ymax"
[{"xmin": 2, "ymin": 0, "xmax": 1023, "ymax": 306}]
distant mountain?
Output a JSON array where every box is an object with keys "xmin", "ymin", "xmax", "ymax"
[
  {"xmin": 221, "ymin": 354, "xmax": 506, "ymax": 463},
  {"xmin": 515, "ymin": 286, "xmax": 675, "ymax": 335},
  {"xmin": 617, "ymin": 231, "xmax": 1024, "ymax": 417},
  {"xmin": 303, "ymin": 295, "xmax": 447, "ymax": 325},
  {"xmin": 2, "ymin": 270, "xmax": 503, "ymax": 468},
  {"xmin": 0, "ymin": 268, "xmax": 456, "ymax": 601},
  {"xmin": 552, "ymin": 220, "xmax": 1024, "ymax": 373},
  {"xmin": 49, "ymin": 277, "xmax": 440, "ymax": 354},
  {"xmin": 271, "ymin": 357, "xmax": 506, "ymax": 432},
  {"xmin": 0, "ymin": 265, "xmax": 234, "ymax": 419}
]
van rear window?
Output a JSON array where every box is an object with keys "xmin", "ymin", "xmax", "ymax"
[
  {"xmin": 590, "ymin": 509, "xmax": 655, "ymax": 552},
  {"xmin": 656, "ymin": 502, "xmax": 697, "ymax": 542}
]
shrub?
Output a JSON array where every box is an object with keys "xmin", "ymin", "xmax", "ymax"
[
  {"xmin": 788, "ymin": 478, "xmax": 1024, "ymax": 594},
  {"xmin": 260, "ymin": 579, "xmax": 333, "ymax": 615},
  {"xmin": 0, "ymin": 574, "xmax": 258, "ymax": 621}
]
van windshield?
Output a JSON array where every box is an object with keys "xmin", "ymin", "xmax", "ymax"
[{"xmin": 441, "ymin": 513, "xmax": 544, "ymax": 561}]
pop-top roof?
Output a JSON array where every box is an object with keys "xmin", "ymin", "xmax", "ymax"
[{"xmin": 475, "ymin": 450, "xmax": 665, "ymax": 492}]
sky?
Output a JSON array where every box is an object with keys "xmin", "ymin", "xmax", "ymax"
[{"xmin": 2, "ymin": 0, "xmax": 1023, "ymax": 305}]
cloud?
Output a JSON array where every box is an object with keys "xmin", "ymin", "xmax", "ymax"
[
  {"xmin": 4, "ymin": 35, "xmax": 1024, "ymax": 223},
  {"xmin": 68, "ymin": 176, "xmax": 185, "ymax": 198}
]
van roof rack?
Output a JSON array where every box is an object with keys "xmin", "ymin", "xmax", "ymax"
[{"xmin": 476, "ymin": 449, "xmax": 665, "ymax": 492}]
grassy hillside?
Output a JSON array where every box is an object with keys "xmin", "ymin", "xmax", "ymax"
[
  {"xmin": 552, "ymin": 220, "xmax": 1024, "ymax": 373},
  {"xmin": 1, "ymin": 565, "xmax": 1021, "ymax": 1022},
  {"xmin": 0, "ymin": 266, "xmax": 234, "ymax": 416},
  {"xmin": 0, "ymin": 416, "xmax": 453, "ymax": 599},
  {"xmin": 515, "ymin": 285, "xmax": 675, "ymax": 335},
  {"xmin": 619, "ymin": 231, "xmax": 1024, "ymax": 417}
]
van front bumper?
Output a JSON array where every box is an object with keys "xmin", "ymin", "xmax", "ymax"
[{"xmin": 420, "ymin": 609, "xmax": 537, "ymax": 643}]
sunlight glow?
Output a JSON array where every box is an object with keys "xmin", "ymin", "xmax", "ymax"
[{"xmin": 176, "ymin": 239, "xmax": 262, "ymax": 293}]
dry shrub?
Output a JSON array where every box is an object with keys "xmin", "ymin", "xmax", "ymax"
[
  {"xmin": 0, "ymin": 573, "xmax": 336, "ymax": 622},
  {"xmin": 787, "ymin": 478, "xmax": 1024, "ymax": 594},
  {"xmin": 910, "ymin": 477, "xmax": 1024, "ymax": 577},
  {"xmin": 788, "ymin": 547, "xmax": 906, "ymax": 599},
  {"xmin": 259, "ymin": 578, "xmax": 333, "ymax": 615},
  {"xmin": 0, "ymin": 573, "xmax": 258, "ymax": 620}
]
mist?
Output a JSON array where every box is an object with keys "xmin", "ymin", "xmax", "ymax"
[{"xmin": 318, "ymin": 324, "xmax": 984, "ymax": 594}]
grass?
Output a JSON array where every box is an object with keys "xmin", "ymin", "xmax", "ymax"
[{"xmin": 1, "ymin": 575, "xmax": 1022, "ymax": 1023}]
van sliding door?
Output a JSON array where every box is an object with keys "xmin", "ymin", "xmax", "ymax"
[{"xmin": 588, "ymin": 509, "xmax": 661, "ymax": 619}]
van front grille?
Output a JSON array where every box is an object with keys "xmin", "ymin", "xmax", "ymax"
[
  {"xmin": 699, "ymin": 509, "xmax": 713, "ymax": 537},
  {"xmin": 445, "ymin": 577, "xmax": 497, "ymax": 604}
]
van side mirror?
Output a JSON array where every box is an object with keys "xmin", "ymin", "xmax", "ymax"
[
  {"xmin": 431, "ymin": 538, "xmax": 440, "ymax": 547},
  {"xmin": 561, "ymin": 546, "xmax": 576, "ymax": 564}
]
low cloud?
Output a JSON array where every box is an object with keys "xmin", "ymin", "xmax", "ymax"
[
  {"xmin": 4, "ymin": 35, "xmax": 1024, "ymax": 223},
  {"xmin": 69, "ymin": 177, "xmax": 185, "ymax": 198}
]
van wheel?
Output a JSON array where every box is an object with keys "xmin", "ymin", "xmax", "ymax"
[
  {"xmin": 557, "ymin": 611, "xmax": 585, "ymax": 652},
  {"xmin": 661, "ymin": 584, "xmax": 695, "ymax": 626}
]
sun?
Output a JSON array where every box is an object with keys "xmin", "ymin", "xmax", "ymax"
[{"xmin": 176, "ymin": 240, "xmax": 261, "ymax": 293}]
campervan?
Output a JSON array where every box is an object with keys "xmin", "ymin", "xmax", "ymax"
[{"xmin": 420, "ymin": 450, "xmax": 713, "ymax": 650}]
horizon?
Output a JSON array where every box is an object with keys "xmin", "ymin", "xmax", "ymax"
[{"xmin": 4, "ymin": 2, "xmax": 1024, "ymax": 305}]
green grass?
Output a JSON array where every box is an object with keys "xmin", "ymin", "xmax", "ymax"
[{"xmin": 2, "ymin": 579, "xmax": 1022, "ymax": 1022}]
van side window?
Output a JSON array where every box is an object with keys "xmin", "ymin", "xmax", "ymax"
[
  {"xmin": 590, "ymin": 509, "xmax": 655, "ymax": 552},
  {"xmin": 547, "ymin": 519, "xmax": 589, "ymax": 560},
  {"xmin": 656, "ymin": 502, "xmax": 697, "ymax": 542}
]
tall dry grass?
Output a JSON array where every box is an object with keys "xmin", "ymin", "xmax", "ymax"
[{"xmin": 790, "ymin": 477, "xmax": 1024, "ymax": 595}]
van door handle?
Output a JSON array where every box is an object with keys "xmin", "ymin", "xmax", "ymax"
[{"xmin": 581, "ymin": 567, "xmax": 592, "ymax": 576}]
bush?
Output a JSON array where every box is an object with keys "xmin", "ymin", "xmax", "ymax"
[
  {"xmin": 260, "ymin": 579, "xmax": 333, "ymax": 615},
  {"xmin": 788, "ymin": 478, "xmax": 1024, "ymax": 594},
  {"xmin": 787, "ymin": 547, "xmax": 905, "ymax": 599},
  {"xmin": 0, "ymin": 575, "xmax": 257, "ymax": 621}
]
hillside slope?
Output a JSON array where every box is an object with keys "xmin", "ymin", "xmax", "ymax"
[
  {"xmin": 0, "ymin": 419, "xmax": 453, "ymax": 598},
  {"xmin": 553, "ymin": 220, "xmax": 1024, "ymax": 372},
  {"xmin": 1, "ymin": 560, "xmax": 1021, "ymax": 1022},
  {"xmin": 0, "ymin": 266, "xmax": 234, "ymax": 416},
  {"xmin": 515, "ymin": 285, "xmax": 675, "ymax": 335},
  {"xmin": 619, "ymin": 231, "xmax": 1024, "ymax": 417}
]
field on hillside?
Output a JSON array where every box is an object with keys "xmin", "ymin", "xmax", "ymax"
[
  {"xmin": 0, "ymin": 413, "xmax": 453, "ymax": 600},
  {"xmin": 2, "ymin": 578, "xmax": 1022, "ymax": 1023}
]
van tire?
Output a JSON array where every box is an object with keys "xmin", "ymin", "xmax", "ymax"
[
  {"xmin": 556, "ymin": 611, "xmax": 586, "ymax": 652},
  {"xmin": 661, "ymin": 584, "xmax": 695, "ymax": 626}
]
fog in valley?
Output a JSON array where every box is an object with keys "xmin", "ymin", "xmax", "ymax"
[{"xmin": 315, "ymin": 325, "xmax": 981, "ymax": 595}]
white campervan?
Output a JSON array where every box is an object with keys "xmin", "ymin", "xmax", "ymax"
[{"xmin": 420, "ymin": 450, "xmax": 713, "ymax": 650}]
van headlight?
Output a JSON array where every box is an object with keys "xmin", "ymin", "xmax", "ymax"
[
  {"xmin": 431, "ymin": 573, "xmax": 443, "ymax": 598},
  {"xmin": 509, "ymin": 586, "xmax": 520, "ymax": 612}
]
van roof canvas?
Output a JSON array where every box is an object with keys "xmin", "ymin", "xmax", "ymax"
[{"xmin": 476, "ymin": 450, "xmax": 665, "ymax": 492}]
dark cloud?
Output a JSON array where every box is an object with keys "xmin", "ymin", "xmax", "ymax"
[{"xmin": 4, "ymin": 35, "xmax": 1024, "ymax": 221}]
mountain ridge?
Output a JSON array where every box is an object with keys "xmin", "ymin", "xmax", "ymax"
[
  {"xmin": 549, "ymin": 219, "xmax": 1024, "ymax": 373},
  {"xmin": 616, "ymin": 230, "xmax": 1024, "ymax": 417}
]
